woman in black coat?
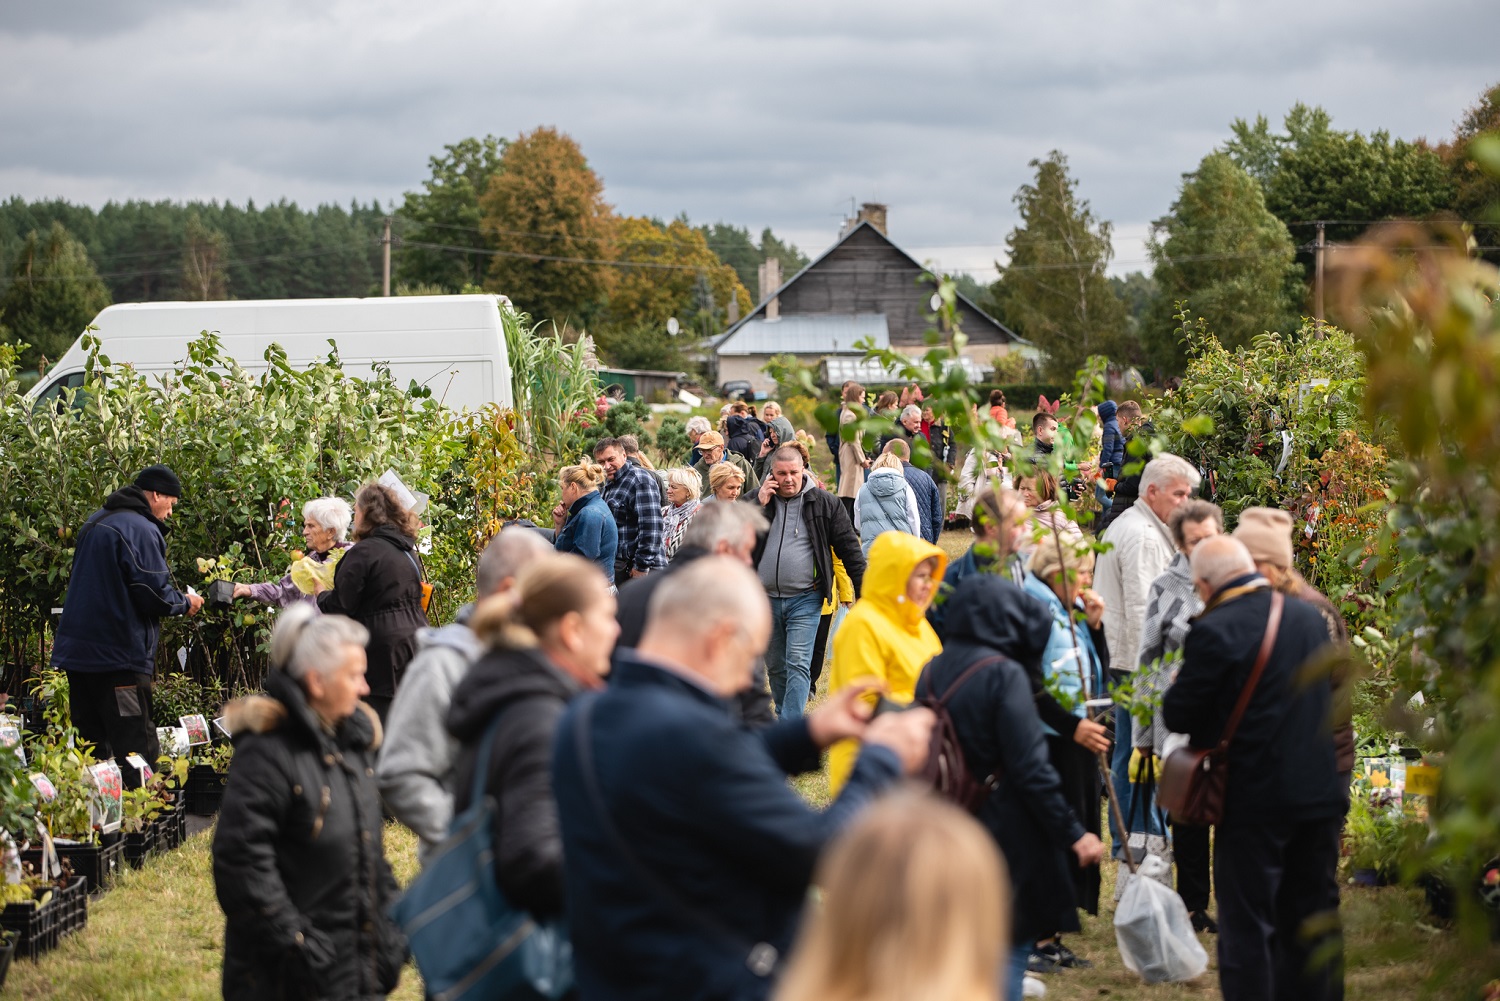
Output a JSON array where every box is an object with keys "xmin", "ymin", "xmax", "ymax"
[
  {"xmin": 915, "ymin": 574, "xmax": 1105, "ymax": 1001},
  {"xmin": 213, "ymin": 605, "xmax": 406, "ymax": 1001},
  {"xmin": 446, "ymin": 552, "xmax": 618, "ymax": 918},
  {"xmin": 317, "ymin": 482, "xmax": 428, "ymax": 722}
]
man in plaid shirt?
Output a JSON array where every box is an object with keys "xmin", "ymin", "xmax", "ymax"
[{"xmin": 594, "ymin": 437, "xmax": 666, "ymax": 582}]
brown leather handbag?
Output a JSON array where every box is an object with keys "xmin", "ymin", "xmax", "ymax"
[{"xmin": 1158, "ymin": 591, "xmax": 1283, "ymax": 827}]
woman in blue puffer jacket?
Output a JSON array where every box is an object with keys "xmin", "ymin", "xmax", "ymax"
[
  {"xmin": 853, "ymin": 454, "xmax": 920, "ymax": 556},
  {"xmin": 551, "ymin": 462, "xmax": 619, "ymax": 585}
]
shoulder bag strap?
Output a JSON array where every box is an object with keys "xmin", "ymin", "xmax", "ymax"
[
  {"xmin": 571, "ymin": 695, "xmax": 779, "ymax": 978},
  {"xmin": 932, "ymin": 655, "xmax": 1005, "ymax": 708},
  {"xmin": 1215, "ymin": 590, "xmax": 1284, "ymax": 754},
  {"xmin": 465, "ymin": 712, "xmax": 509, "ymax": 816}
]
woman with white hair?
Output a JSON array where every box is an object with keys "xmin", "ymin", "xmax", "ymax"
[
  {"xmin": 234, "ymin": 497, "xmax": 354, "ymax": 608},
  {"xmin": 660, "ymin": 467, "xmax": 702, "ymax": 559},
  {"xmin": 213, "ymin": 604, "xmax": 407, "ymax": 1000}
]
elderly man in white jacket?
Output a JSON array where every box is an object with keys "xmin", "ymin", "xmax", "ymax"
[{"xmin": 1094, "ymin": 453, "xmax": 1201, "ymax": 858}]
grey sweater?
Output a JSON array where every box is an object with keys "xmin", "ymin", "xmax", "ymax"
[
  {"xmin": 757, "ymin": 479, "xmax": 818, "ymax": 597},
  {"xmin": 376, "ymin": 609, "xmax": 484, "ymax": 859}
]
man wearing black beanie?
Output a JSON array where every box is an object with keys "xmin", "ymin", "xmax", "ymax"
[{"xmin": 51, "ymin": 464, "xmax": 204, "ymax": 787}]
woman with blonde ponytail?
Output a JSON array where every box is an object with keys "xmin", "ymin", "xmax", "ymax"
[
  {"xmin": 552, "ymin": 460, "xmax": 618, "ymax": 585},
  {"xmin": 444, "ymin": 553, "xmax": 619, "ymax": 921}
]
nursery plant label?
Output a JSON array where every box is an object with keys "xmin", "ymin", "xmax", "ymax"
[
  {"xmin": 1406, "ymin": 764, "xmax": 1440, "ymax": 797},
  {"xmin": 212, "ymin": 716, "xmax": 232, "ymax": 738},
  {"xmin": 157, "ymin": 727, "xmax": 190, "ymax": 757},
  {"xmin": 180, "ymin": 714, "xmax": 211, "ymax": 746},
  {"xmin": 0, "ymin": 724, "xmax": 22, "ymax": 764},
  {"xmin": 28, "ymin": 773, "xmax": 56, "ymax": 802},
  {"xmin": 88, "ymin": 761, "xmax": 123, "ymax": 835},
  {"xmin": 126, "ymin": 753, "xmax": 153, "ymax": 783}
]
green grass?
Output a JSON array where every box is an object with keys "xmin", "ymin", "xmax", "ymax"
[{"xmin": 5, "ymin": 823, "xmax": 427, "ymax": 1001}]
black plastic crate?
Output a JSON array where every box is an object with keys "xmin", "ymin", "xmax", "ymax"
[
  {"xmin": 24, "ymin": 835, "xmax": 125, "ymax": 893},
  {"xmin": 0, "ymin": 887, "xmax": 59, "ymax": 960},
  {"xmin": 0, "ymin": 928, "xmax": 16, "ymax": 987},
  {"xmin": 153, "ymin": 807, "xmax": 182, "ymax": 852},
  {"xmin": 184, "ymin": 764, "xmax": 228, "ymax": 816},
  {"xmin": 123, "ymin": 824, "xmax": 157, "ymax": 869},
  {"xmin": 52, "ymin": 877, "xmax": 87, "ymax": 937}
]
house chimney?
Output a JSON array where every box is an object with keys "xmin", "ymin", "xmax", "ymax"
[
  {"xmin": 857, "ymin": 202, "xmax": 887, "ymax": 235},
  {"xmin": 757, "ymin": 257, "xmax": 781, "ymax": 321}
]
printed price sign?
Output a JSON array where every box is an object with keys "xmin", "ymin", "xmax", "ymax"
[{"xmin": 1406, "ymin": 764, "xmax": 1441, "ymax": 797}]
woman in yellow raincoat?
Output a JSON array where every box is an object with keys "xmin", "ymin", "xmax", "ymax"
[{"xmin": 826, "ymin": 531, "xmax": 947, "ymax": 793}]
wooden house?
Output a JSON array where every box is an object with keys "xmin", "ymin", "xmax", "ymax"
[{"xmin": 712, "ymin": 205, "xmax": 1022, "ymax": 393}]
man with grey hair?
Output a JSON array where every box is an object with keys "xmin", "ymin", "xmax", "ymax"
[
  {"xmin": 553, "ymin": 555, "xmax": 936, "ymax": 1001},
  {"xmin": 1094, "ymin": 452, "xmax": 1201, "ymax": 856},
  {"xmin": 1164, "ymin": 535, "xmax": 1345, "ymax": 1001},
  {"xmin": 878, "ymin": 403, "xmax": 923, "ymax": 454},
  {"xmin": 685, "ymin": 415, "xmax": 713, "ymax": 465},
  {"xmin": 378, "ymin": 527, "xmax": 550, "ymax": 858}
]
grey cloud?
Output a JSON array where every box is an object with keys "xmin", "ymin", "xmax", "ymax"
[{"xmin": 1, "ymin": 0, "xmax": 1494, "ymax": 275}]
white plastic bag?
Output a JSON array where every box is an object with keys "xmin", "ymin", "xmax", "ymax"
[{"xmin": 1113, "ymin": 854, "xmax": 1208, "ymax": 984}]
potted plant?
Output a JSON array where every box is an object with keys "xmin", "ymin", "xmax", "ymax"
[
  {"xmin": 185, "ymin": 742, "xmax": 234, "ymax": 816},
  {"xmin": 1345, "ymin": 795, "xmax": 1424, "ymax": 886}
]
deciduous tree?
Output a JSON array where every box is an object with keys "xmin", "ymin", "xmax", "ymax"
[
  {"xmin": 0, "ymin": 222, "xmax": 111, "ymax": 370},
  {"xmin": 479, "ymin": 127, "xmax": 613, "ymax": 326},
  {"xmin": 1144, "ymin": 153, "xmax": 1302, "ymax": 374},
  {"xmin": 395, "ymin": 135, "xmax": 505, "ymax": 291},
  {"xmin": 989, "ymin": 151, "xmax": 1131, "ymax": 380},
  {"xmin": 181, "ymin": 214, "xmax": 228, "ymax": 300},
  {"xmin": 1436, "ymin": 81, "xmax": 1500, "ymax": 262}
]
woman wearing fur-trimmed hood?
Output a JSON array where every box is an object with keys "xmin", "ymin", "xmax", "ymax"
[{"xmin": 212, "ymin": 604, "xmax": 407, "ymax": 1001}]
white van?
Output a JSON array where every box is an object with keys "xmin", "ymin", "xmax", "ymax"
[{"xmin": 26, "ymin": 295, "xmax": 513, "ymax": 411}]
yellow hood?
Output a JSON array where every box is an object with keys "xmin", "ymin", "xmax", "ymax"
[{"xmin": 862, "ymin": 532, "xmax": 948, "ymax": 631}]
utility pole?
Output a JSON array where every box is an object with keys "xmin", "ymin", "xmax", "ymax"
[
  {"xmin": 1313, "ymin": 221, "xmax": 1325, "ymax": 338},
  {"xmin": 381, "ymin": 216, "xmax": 393, "ymax": 297}
]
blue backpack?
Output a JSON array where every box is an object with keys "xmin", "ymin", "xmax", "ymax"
[{"xmin": 390, "ymin": 714, "xmax": 573, "ymax": 1001}]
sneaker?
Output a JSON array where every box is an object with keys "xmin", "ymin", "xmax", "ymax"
[
  {"xmin": 1022, "ymin": 974, "xmax": 1048, "ymax": 997},
  {"xmin": 1040, "ymin": 940, "xmax": 1093, "ymax": 969},
  {"xmin": 1026, "ymin": 949, "xmax": 1061, "ymax": 975},
  {"xmin": 1190, "ymin": 910, "xmax": 1219, "ymax": 934}
]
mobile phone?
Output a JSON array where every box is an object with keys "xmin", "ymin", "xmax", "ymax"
[{"xmin": 871, "ymin": 696, "xmax": 909, "ymax": 718}]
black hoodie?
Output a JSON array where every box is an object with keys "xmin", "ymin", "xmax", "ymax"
[
  {"xmin": 446, "ymin": 645, "xmax": 583, "ymax": 918},
  {"xmin": 916, "ymin": 574, "xmax": 1088, "ymax": 945}
]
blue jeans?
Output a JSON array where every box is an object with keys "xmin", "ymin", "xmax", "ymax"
[
  {"xmin": 766, "ymin": 589, "xmax": 823, "ymax": 717},
  {"xmin": 1108, "ymin": 707, "xmax": 1168, "ymax": 857},
  {"xmin": 1005, "ymin": 944, "xmax": 1030, "ymax": 1001}
]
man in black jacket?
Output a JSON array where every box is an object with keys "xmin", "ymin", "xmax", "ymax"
[
  {"xmin": 52, "ymin": 464, "xmax": 204, "ymax": 784},
  {"xmin": 614, "ymin": 502, "xmax": 774, "ymax": 726},
  {"xmin": 1162, "ymin": 537, "xmax": 1345, "ymax": 1001},
  {"xmin": 752, "ymin": 445, "xmax": 865, "ymax": 717}
]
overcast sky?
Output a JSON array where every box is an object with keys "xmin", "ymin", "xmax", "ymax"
[{"xmin": 1, "ymin": 0, "xmax": 1494, "ymax": 279}]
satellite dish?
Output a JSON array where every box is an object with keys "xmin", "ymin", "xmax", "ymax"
[
  {"xmin": 929, "ymin": 293, "xmax": 942, "ymax": 311},
  {"xmin": 666, "ymin": 317, "xmax": 680, "ymax": 336}
]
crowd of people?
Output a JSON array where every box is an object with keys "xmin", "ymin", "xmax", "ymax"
[{"xmin": 47, "ymin": 374, "xmax": 1351, "ymax": 1001}]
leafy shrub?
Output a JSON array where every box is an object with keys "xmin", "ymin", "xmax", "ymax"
[
  {"xmin": 1154, "ymin": 315, "xmax": 1372, "ymax": 527},
  {"xmin": 0, "ymin": 328, "xmax": 550, "ymax": 692}
]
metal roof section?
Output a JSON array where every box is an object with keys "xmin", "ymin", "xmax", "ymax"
[
  {"xmin": 716, "ymin": 313, "xmax": 889, "ymax": 356},
  {"xmin": 821, "ymin": 354, "xmax": 987, "ymax": 385},
  {"xmin": 711, "ymin": 220, "xmax": 1025, "ymax": 350}
]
